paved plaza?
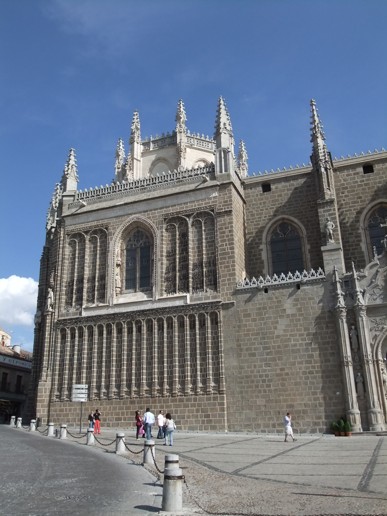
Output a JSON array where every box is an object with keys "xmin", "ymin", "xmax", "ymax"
[{"xmin": 2, "ymin": 424, "xmax": 387, "ymax": 515}]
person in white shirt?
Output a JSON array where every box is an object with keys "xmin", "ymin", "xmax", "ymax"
[
  {"xmin": 157, "ymin": 410, "xmax": 166, "ymax": 439},
  {"xmin": 143, "ymin": 408, "xmax": 155, "ymax": 440},
  {"xmin": 283, "ymin": 412, "xmax": 297, "ymax": 442}
]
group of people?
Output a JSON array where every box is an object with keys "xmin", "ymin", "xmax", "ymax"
[
  {"xmin": 88, "ymin": 408, "xmax": 101, "ymax": 434},
  {"xmin": 135, "ymin": 408, "xmax": 176, "ymax": 446},
  {"xmin": 87, "ymin": 407, "xmax": 291, "ymax": 444}
]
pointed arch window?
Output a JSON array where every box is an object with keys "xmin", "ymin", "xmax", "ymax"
[
  {"xmin": 366, "ymin": 205, "xmax": 387, "ymax": 257},
  {"xmin": 125, "ymin": 229, "xmax": 153, "ymax": 292},
  {"xmin": 269, "ymin": 221, "xmax": 304, "ymax": 275}
]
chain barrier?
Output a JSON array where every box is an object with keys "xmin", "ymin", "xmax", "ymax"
[
  {"xmin": 36, "ymin": 426, "xmax": 49, "ymax": 436},
  {"xmin": 122, "ymin": 440, "xmax": 143, "ymax": 455},
  {"xmin": 150, "ymin": 446, "xmax": 165, "ymax": 475},
  {"xmin": 66, "ymin": 429, "xmax": 88, "ymax": 439},
  {"xmin": 93, "ymin": 435, "xmax": 117, "ymax": 447},
  {"xmin": 21, "ymin": 424, "xmax": 30, "ymax": 430}
]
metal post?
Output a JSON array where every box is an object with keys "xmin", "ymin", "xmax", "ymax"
[
  {"xmin": 115, "ymin": 432, "xmax": 125, "ymax": 454},
  {"xmin": 162, "ymin": 454, "xmax": 183, "ymax": 513},
  {"xmin": 16, "ymin": 417, "xmax": 22, "ymax": 428},
  {"xmin": 143, "ymin": 439, "xmax": 155, "ymax": 465},
  {"xmin": 87, "ymin": 428, "xmax": 95, "ymax": 445},
  {"xmin": 30, "ymin": 419, "xmax": 36, "ymax": 431},
  {"xmin": 9, "ymin": 416, "xmax": 15, "ymax": 426},
  {"xmin": 60, "ymin": 424, "xmax": 67, "ymax": 439},
  {"xmin": 48, "ymin": 422, "xmax": 55, "ymax": 437}
]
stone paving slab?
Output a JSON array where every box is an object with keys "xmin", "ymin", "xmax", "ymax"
[{"xmin": 38, "ymin": 426, "xmax": 387, "ymax": 515}]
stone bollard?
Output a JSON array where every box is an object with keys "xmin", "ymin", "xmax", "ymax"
[
  {"xmin": 30, "ymin": 419, "xmax": 36, "ymax": 431},
  {"xmin": 59, "ymin": 424, "xmax": 67, "ymax": 439},
  {"xmin": 143, "ymin": 439, "xmax": 155, "ymax": 465},
  {"xmin": 9, "ymin": 416, "xmax": 15, "ymax": 426},
  {"xmin": 162, "ymin": 454, "xmax": 183, "ymax": 513},
  {"xmin": 48, "ymin": 422, "xmax": 55, "ymax": 437},
  {"xmin": 87, "ymin": 428, "xmax": 95, "ymax": 445},
  {"xmin": 16, "ymin": 417, "xmax": 22, "ymax": 428},
  {"xmin": 115, "ymin": 432, "xmax": 125, "ymax": 455}
]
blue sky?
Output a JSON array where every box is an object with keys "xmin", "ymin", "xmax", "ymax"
[{"xmin": 1, "ymin": 0, "xmax": 386, "ymax": 351}]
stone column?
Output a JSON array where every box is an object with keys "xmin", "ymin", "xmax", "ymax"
[
  {"xmin": 152, "ymin": 319, "xmax": 159, "ymax": 397},
  {"xmin": 90, "ymin": 325, "xmax": 98, "ymax": 399},
  {"xmin": 332, "ymin": 267, "xmax": 361, "ymax": 431},
  {"xmin": 217, "ymin": 311, "xmax": 226, "ymax": 395},
  {"xmin": 140, "ymin": 320, "xmax": 146, "ymax": 397},
  {"xmin": 100, "ymin": 324, "xmax": 107, "ymax": 398},
  {"xmin": 352, "ymin": 264, "xmax": 386, "ymax": 431},
  {"xmin": 109, "ymin": 323, "xmax": 117, "ymax": 398},
  {"xmin": 130, "ymin": 322, "xmax": 136, "ymax": 398},
  {"xmin": 206, "ymin": 313, "xmax": 213, "ymax": 394},
  {"xmin": 120, "ymin": 322, "xmax": 128, "ymax": 398},
  {"xmin": 195, "ymin": 314, "xmax": 202, "ymax": 394},
  {"xmin": 80, "ymin": 326, "xmax": 87, "ymax": 385},
  {"xmin": 355, "ymin": 305, "xmax": 386, "ymax": 431},
  {"xmin": 162, "ymin": 319, "xmax": 168, "ymax": 397},
  {"xmin": 335, "ymin": 306, "xmax": 362, "ymax": 431},
  {"xmin": 185, "ymin": 315, "xmax": 192, "ymax": 395},
  {"xmin": 61, "ymin": 328, "xmax": 70, "ymax": 401},
  {"xmin": 172, "ymin": 317, "xmax": 178, "ymax": 396}
]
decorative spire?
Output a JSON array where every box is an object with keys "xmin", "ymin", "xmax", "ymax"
[
  {"xmin": 352, "ymin": 262, "xmax": 365, "ymax": 306},
  {"xmin": 238, "ymin": 140, "xmax": 248, "ymax": 178},
  {"xmin": 310, "ymin": 99, "xmax": 325, "ymax": 143},
  {"xmin": 130, "ymin": 111, "xmax": 141, "ymax": 144},
  {"xmin": 214, "ymin": 96, "xmax": 233, "ymax": 136},
  {"xmin": 61, "ymin": 148, "xmax": 79, "ymax": 192},
  {"xmin": 129, "ymin": 111, "xmax": 142, "ymax": 179},
  {"xmin": 310, "ymin": 99, "xmax": 334, "ymax": 199},
  {"xmin": 115, "ymin": 138, "xmax": 125, "ymax": 181},
  {"xmin": 175, "ymin": 99, "xmax": 187, "ymax": 132},
  {"xmin": 46, "ymin": 183, "xmax": 62, "ymax": 235},
  {"xmin": 214, "ymin": 97, "xmax": 235, "ymax": 174},
  {"xmin": 175, "ymin": 99, "xmax": 187, "ymax": 171},
  {"xmin": 332, "ymin": 266, "xmax": 346, "ymax": 309}
]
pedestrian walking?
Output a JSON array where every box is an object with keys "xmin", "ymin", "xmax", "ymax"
[
  {"xmin": 87, "ymin": 412, "xmax": 94, "ymax": 429},
  {"xmin": 93, "ymin": 408, "xmax": 101, "ymax": 434},
  {"xmin": 164, "ymin": 413, "xmax": 176, "ymax": 446},
  {"xmin": 135, "ymin": 410, "xmax": 144, "ymax": 439},
  {"xmin": 143, "ymin": 407, "xmax": 155, "ymax": 440},
  {"xmin": 157, "ymin": 410, "xmax": 165, "ymax": 439},
  {"xmin": 283, "ymin": 412, "xmax": 296, "ymax": 442}
]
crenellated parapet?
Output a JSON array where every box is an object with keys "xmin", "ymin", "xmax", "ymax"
[
  {"xmin": 70, "ymin": 163, "xmax": 215, "ymax": 207},
  {"xmin": 236, "ymin": 268, "xmax": 325, "ymax": 290}
]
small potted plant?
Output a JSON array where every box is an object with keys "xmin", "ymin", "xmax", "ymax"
[
  {"xmin": 338, "ymin": 418, "xmax": 345, "ymax": 436},
  {"xmin": 331, "ymin": 421, "xmax": 340, "ymax": 436},
  {"xmin": 344, "ymin": 420, "xmax": 352, "ymax": 436}
]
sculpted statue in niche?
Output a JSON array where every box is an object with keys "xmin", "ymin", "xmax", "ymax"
[
  {"xmin": 325, "ymin": 217, "xmax": 335, "ymax": 244},
  {"xmin": 349, "ymin": 325, "xmax": 360, "ymax": 362},
  {"xmin": 380, "ymin": 219, "xmax": 387, "ymax": 250},
  {"xmin": 381, "ymin": 366, "xmax": 387, "ymax": 397},
  {"xmin": 355, "ymin": 372, "xmax": 365, "ymax": 399},
  {"xmin": 46, "ymin": 287, "xmax": 54, "ymax": 312}
]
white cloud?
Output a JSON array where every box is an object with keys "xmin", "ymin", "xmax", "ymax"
[{"xmin": 0, "ymin": 276, "xmax": 38, "ymax": 327}]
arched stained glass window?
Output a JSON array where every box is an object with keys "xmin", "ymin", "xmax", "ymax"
[
  {"xmin": 270, "ymin": 221, "xmax": 304, "ymax": 275},
  {"xmin": 125, "ymin": 229, "xmax": 152, "ymax": 292},
  {"xmin": 367, "ymin": 205, "xmax": 387, "ymax": 257}
]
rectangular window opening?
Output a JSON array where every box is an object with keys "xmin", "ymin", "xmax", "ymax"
[
  {"xmin": 262, "ymin": 183, "xmax": 271, "ymax": 193},
  {"xmin": 363, "ymin": 164, "xmax": 374, "ymax": 174}
]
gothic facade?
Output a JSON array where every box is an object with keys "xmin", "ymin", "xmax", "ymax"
[{"xmin": 30, "ymin": 98, "xmax": 387, "ymax": 433}]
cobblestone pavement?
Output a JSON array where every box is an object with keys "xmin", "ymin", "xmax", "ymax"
[{"xmin": 6, "ymin": 424, "xmax": 387, "ymax": 516}]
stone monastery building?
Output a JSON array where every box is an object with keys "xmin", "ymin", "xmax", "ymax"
[{"xmin": 30, "ymin": 98, "xmax": 387, "ymax": 433}]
